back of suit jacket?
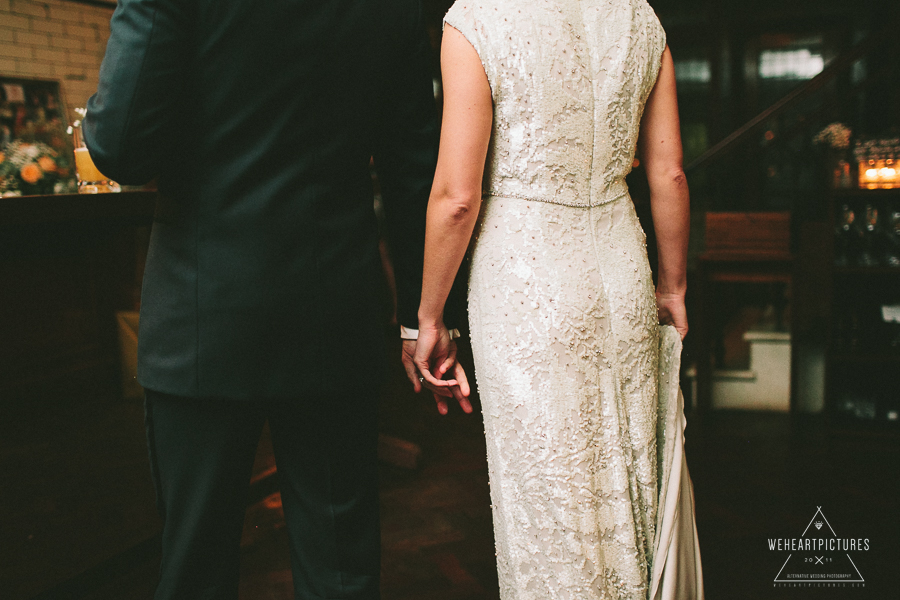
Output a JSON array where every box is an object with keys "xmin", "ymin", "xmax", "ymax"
[{"xmin": 85, "ymin": 0, "xmax": 439, "ymax": 399}]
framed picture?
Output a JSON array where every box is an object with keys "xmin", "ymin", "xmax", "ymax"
[{"xmin": 0, "ymin": 77, "xmax": 77, "ymax": 196}]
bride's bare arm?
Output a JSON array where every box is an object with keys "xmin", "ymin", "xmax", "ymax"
[
  {"xmin": 638, "ymin": 46, "xmax": 690, "ymax": 338},
  {"xmin": 418, "ymin": 26, "xmax": 492, "ymax": 328},
  {"xmin": 412, "ymin": 25, "xmax": 492, "ymax": 412}
]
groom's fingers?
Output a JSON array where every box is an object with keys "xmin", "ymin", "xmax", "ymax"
[
  {"xmin": 453, "ymin": 388, "xmax": 472, "ymax": 414},
  {"xmin": 402, "ymin": 360, "xmax": 422, "ymax": 393},
  {"xmin": 401, "ymin": 341, "xmax": 422, "ymax": 392}
]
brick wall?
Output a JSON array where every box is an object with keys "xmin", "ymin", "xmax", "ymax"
[{"xmin": 0, "ymin": 0, "xmax": 114, "ymax": 122}]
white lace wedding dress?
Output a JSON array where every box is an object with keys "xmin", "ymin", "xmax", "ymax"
[{"xmin": 443, "ymin": 1, "xmax": 703, "ymax": 598}]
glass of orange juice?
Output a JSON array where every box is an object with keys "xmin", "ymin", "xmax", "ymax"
[{"xmin": 74, "ymin": 146, "xmax": 120, "ymax": 194}]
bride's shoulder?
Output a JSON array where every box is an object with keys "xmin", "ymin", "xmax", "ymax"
[{"xmin": 443, "ymin": 0, "xmax": 503, "ymax": 35}]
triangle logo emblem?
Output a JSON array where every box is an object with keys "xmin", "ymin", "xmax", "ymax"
[{"xmin": 770, "ymin": 506, "xmax": 867, "ymax": 587}]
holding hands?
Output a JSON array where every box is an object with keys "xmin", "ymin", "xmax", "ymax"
[{"xmin": 401, "ymin": 323, "xmax": 472, "ymax": 415}]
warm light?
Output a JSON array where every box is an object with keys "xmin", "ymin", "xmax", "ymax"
[{"xmin": 859, "ymin": 159, "xmax": 900, "ymax": 189}]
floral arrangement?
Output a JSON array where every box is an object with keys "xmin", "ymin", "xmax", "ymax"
[
  {"xmin": 0, "ymin": 140, "xmax": 76, "ymax": 196},
  {"xmin": 813, "ymin": 122, "xmax": 852, "ymax": 150},
  {"xmin": 0, "ymin": 106, "xmax": 78, "ymax": 196}
]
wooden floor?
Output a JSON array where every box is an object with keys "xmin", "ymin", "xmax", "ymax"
[{"xmin": 2, "ymin": 337, "xmax": 898, "ymax": 599}]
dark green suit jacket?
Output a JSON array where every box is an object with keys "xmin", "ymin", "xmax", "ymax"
[{"xmin": 85, "ymin": 0, "xmax": 440, "ymax": 399}]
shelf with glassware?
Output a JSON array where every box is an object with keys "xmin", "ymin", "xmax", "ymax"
[{"xmin": 825, "ymin": 186, "xmax": 900, "ymax": 425}]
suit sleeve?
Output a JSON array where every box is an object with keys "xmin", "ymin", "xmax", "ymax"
[
  {"xmin": 372, "ymin": 1, "xmax": 450, "ymax": 331},
  {"xmin": 83, "ymin": 0, "xmax": 190, "ymax": 185}
]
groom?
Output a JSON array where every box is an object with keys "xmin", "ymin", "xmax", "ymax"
[{"xmin": 84, "ymin": 0, "xmax": 444, "ymax": 597}]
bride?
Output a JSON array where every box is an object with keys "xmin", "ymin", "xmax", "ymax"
[{"xmin": 407, "ymin": 1, "xmax": 702, "ymax": 598}]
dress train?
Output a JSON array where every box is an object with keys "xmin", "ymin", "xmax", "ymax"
[{"xmin": 651, "ymin": 326, "xmax": 704, "ymax": 600}]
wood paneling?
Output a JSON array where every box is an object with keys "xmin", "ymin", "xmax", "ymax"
[{"xmin": 702, "ymin": 211, "xmax": 792, "ymax": 260}]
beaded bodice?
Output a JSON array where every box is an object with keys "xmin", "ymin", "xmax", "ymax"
[{"xmin": 444, "ymin": 0, "xmax": 665, "ymax": 208}]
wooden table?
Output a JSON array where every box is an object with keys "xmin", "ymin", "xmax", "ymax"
[{"xmin": 0, "ymin": 191, "xmax": 156, "ymax": 399}]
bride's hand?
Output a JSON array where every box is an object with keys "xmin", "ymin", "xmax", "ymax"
[
  {"xmin": 656, "ymin": 291, "xmax": 688, "ymax": 340},
  {"xmin": 411, "ymin": 324, "xmax": 472, "ymax": 415},
  {"xmin": 402, "ymin": 340, "xmax": 452, "ymax": 398}
]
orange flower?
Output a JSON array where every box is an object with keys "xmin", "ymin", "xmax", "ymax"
[
  {"xmin": 38, "ymin": 156, "xmax": 57, "ymax": 172},
  {"xmin": 0, "ymin": 152, "xmax": 5, "ymax": 163},
  {"xmin": 20, "ymin": 163, "xmax": 43, "ymax": 184}
]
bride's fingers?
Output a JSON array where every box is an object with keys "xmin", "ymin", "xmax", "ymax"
[
  {"xmin": 449, "ymin": 365, "xmax": 472, "ymax": 413},
  {"xmin": 437, "ymin": 355, "xmax": 456, "ymax": 378},
  {"xmin": 418, "ymin": 363, "xmax": 456, "ymax": 389},
  {"xmin": 452, "ymin": 362, "xmax": 471, "ymax": 399},
  {"xmin": 421, "ymin": 377, "xmax": 455, "ymax": 398},
  {"xmin": 436, "ymin": 344, "xmax": 457, "ymax": 377}
]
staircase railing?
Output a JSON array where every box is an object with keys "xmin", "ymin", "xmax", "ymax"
[{"xmin": 684, "ymin": 17, "xmax": 897, "ymax": 175}]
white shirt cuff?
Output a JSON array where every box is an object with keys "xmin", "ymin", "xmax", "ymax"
[{"xmin": 400, "ymin": 325, "xmax": 461, "ymax": 340}]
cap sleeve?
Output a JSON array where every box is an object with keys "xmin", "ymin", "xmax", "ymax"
[
  {"xmin": 443, "ymin": 1, "xmax": 496, "ymax": 96},
  {"xmin": 642, "ymin": 3, "xmax": 668, "ymax": 102}
]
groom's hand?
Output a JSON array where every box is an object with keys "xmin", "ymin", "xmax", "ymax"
[{"xmin": 401, "ymin": 340, "xmax": 427, "ymax": 394}]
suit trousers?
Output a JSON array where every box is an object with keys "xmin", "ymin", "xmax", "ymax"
[{"xmin": 144, "ymin": 388, "xmax": 381, "ymax": 600}]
